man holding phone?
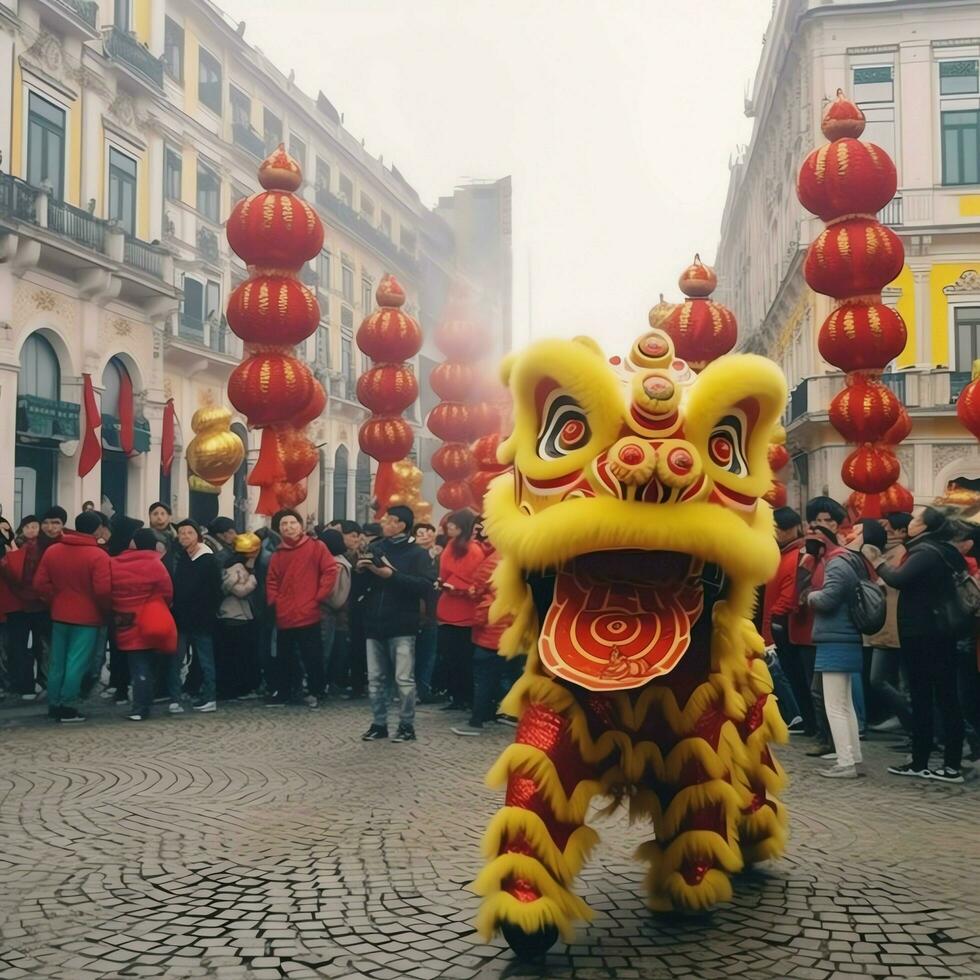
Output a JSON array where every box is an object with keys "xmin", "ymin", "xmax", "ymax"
[{"xmin": 357, "ymin": 505, "xmax": 436, "ymax": 743}]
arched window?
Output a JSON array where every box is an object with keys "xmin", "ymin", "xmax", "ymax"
[
  {"xmin": 101, "ymin": 356, "xmax": 128, "ymax": 417},
  {"xmin": 19, "ymin": 334, "xmax": 60, "ymax": 400}
]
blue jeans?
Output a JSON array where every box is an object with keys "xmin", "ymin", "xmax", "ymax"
[
  {"xmin": 415, "ymin": 623, "xmax": 438, "ymax": 699},
  {"xmin": 470, "ymin": 645, "xmax": 503, "ymax": 727},
  {"xmin": 174, "ymin": 631, "xmax": 215, "ymax": 703},
  {"xmin": 129, "ymin": 650, "xmax": 156, "ymax": 716},
  {"xmin": 765, "ymin": 649, "xmax": 801, "ymax": 724},
  {"xmin": 366, "ymin": 636, "xmax": 415, "ymax": 729}
]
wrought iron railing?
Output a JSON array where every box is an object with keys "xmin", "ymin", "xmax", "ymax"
[
  {"xmin": 232, "ymin": 122, "xmax": 264, "ymax": 159},
  {"xmin": 123, "ymin": 235, "xmax": 165, "ymax": 278},
  {"xmin": 179, "ymin": 312, "xmax": 206, "ymax": 341},
  {"xmin": 880, "ymin": 371, "xmax": 906, "ymax": 403},
  {"xmin": 48, "ymin": 198, "xmax": 106, "ymax": 251},
  {"xmin": 0, "ymin": 173, "xmax": 38, "ymax": 222},
  {"xmin": 197, "ymin": 226, "xmax": 219, "ymax": 263},
  {"xmin": 103, "ymin": 25, "xmax": 164, "ymax": 87},
  {"xmin": 57, "ymin": 0, "xmax": 98, "ymax": 29},
  {"xmin": 878, "ymin": 195, "xmax": 903, "ymax": 227},
  {"xmin": 951, "ymin": 371, "xmax": 972, "ymax": 402}
]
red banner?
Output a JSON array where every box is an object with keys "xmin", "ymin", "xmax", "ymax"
[
  {"xmin": 77, "ymin": 373, "xmax": 101, "ymax": 477},
  {"xmin": 161, "ymin": 399, "xmax": 175, "ymax": 476}
]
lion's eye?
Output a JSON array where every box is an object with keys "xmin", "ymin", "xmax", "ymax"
[
  {"xmin": 537, "ymin": 392, "xmax": 591, "ymax": 460},
  {"xmin": 708, "ymin": 415, "xmax": 748, "ymax": 476}
]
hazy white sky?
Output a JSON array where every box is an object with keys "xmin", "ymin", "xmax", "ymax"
[{"xmin": 221, "ymin": 0, "xmax": 772, "ymax": 354}]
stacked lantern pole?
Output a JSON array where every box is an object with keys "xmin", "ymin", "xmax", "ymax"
[
  {"xmin": 469, "ymin": 379, "xmax": 513, "ymax": 511},
  {"xmin": 427, "ymin": 287, "xmax": 489, "ymax": 512},
  {"xmin": 355, "ymin": 275, "xmax": 422, "ymax": 515},
  {"xmin": 798, "ymin": 91, "xmax": 911, "ymax": 517},
  {"xmin": 225, "ymin": 145, "xmax": 326, "ymax": 515}
]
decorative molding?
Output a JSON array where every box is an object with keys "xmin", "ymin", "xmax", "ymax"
[
  {"xmin": 943, "ymin": 270, "xmax": 980, "ymax": 295},
  {"xmin": 933, "ymin": 38, "xmax": 980, "ymax": 49},
  {"xmin": 846, "ymin": 45, "xmax": 898, "ymax": 55}
]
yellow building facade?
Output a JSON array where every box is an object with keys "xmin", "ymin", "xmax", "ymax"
[{"xmin": 716, "ymin": 0, "xmax": 980, "ymax": 509}]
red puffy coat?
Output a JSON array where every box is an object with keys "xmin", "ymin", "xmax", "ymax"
[
  {"xmin": 437, "ymin": 540, "xmax": 484, "ymax": 626},
  {"xmin": 110, "ymin": 550, "xmax": 177, "ymax": 653},
  {"xmin": 470, "ymin": 547, "xmax": 513, "ymax": 651},
  {"xmin": 34, "ymin": 532, "xmax": 112, "ymax": 626},
  {"xmin": 0, "ymin": 539, "xmax": 46, "ymax": 612},
  {"xmin": 0, "ymin": 570, "xmax": 20, "ymax": 621},
  {"xmin": 761, "ymin": 538, "xmax": 803, "ymax": 645},
  {"xmin": 267, "ymin": 535, "xmax": 338, "ymax": 629}
]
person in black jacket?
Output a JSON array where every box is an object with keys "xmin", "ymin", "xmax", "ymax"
[
  {"xmin": 169, "ymin": 519, "xmax": 223, "ymax": 714},
  {"xmin": 870, "ymin": 506, "xmax": 967, "ymax": 783},
  {"xmin": 357, "ymin": 505, "xmax": 437, "ymax": 743}
]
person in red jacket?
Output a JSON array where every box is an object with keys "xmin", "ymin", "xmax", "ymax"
[
  {"xmin": 34, "ymin": 510, "xmax": 111, "ymax": 722},
  {"xmin": 111, "ymin": 528, "xmax": 177, "ymax": 721},
  {"xmin": 436, "ymin": 509, "xmax": 484, "ymax": 712},
  {"xmin": 266, "ymin": 509, "xmax": 338, "ymax": 707}
]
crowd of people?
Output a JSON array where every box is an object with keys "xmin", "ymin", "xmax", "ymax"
[
  {"xmin": 0, "ymin": 501, "xmax": 521, "ymax": 744},
  {"xmin": 761, "ymin": 496, "xmax": 980, "ymax": 784}
]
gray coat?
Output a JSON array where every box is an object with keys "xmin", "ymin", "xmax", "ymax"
[{"xmin": 808, "ymin": 551, "xmax": 863, "ymax": 645}]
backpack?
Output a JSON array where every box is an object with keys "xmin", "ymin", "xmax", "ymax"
[
  {"xmin": 920, "ymin": 542, "xmax": 980, "ymax": 637},
  {"xmin": 840, "ymin": 551, "xmax": 886, "ymax": 635}
]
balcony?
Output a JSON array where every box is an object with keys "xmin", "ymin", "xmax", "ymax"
[
  {"xmin": 197, "ymin": 225, "xmax": 220, "ymax": 264},
  {"xmin": 103, "ymin": 26, "xmax": 164, "ymax": 92},
  {"xmin": 16, "ymin": 395, "xmax": 80, "ymax": 441},
  {"xmin": 37, "ymin": 0, "xmax": 99, "ymax": 39},
  {"xmin": 878, "ymin": 195, "xmax": 903, "ymax": 228},
  {"xmin": 951, "ymin": 371, "xmax": 972, "ymax": 401},
  {"xmin": 48, "ymin": 197, "xmax": 105, "ymax": 252},
  {"xmin": 172, "ymin": 313, "xmax": 242, "ymax": 360},
  {"xmin": 329, "ymin": 373, "xmax": 358, "ymax": 403},
  {"xmin": 314, "ymin": 187, "xmax": 419, "ymax": 278},
  {"xmin": 123, "ymin": 234, "xmax": 168, "ymax": 279},
  {"xmin": 0, "ymin": 174, "xmax": 37, "ymax": 224},
  {"xmin": 232, "ymin": 122, "xmax": 264, "ymax": 160}
]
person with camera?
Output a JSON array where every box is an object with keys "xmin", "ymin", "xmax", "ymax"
[
  {"xmin": 806, "ymin": 519, "xmax": 886, "ymax": 779},
  {"xmin": 358, "ymin": 505, "xmax": 436, "ymax": 743},
  {"xmin": 871, "ymin": 506, "xmax": 969, "ymax": 783}
]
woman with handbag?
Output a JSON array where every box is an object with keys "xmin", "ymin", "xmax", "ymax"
[
  {"xmin": 110, "ymin": 528, "xmax": 177, "ymax": 721},
  {"xmin": 872, "ymin": 507, "xmax": 968, "ymax": 783}
]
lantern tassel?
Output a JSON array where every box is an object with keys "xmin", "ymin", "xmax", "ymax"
[
  {"xmin": 249, "ymin": 427, "xmax": 286, "ymax": 487},
  {"xmin": 373, "ymin": 461, "xmax": 398, "ymax": 518},
  {"xmin": 255, "ymin": 483, "xmax": 280, "ymax": 516}
]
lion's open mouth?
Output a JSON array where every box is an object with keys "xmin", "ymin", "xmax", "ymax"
[{"xmin": 537, "ymin": 550, "xmax": 705, "ymax": 692}]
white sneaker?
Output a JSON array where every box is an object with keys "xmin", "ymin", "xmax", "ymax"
[
  {"xmin": 869, "ymin": 716, "xmax": 902, "ymax": 733},
  {"xmin": 20, "ymin": 693, "xmax": 37, "ymax": 702},
  {"xmin": 168, "ymin": 702, "xmax": 184, "ymax": 714},
  {"xmin": 818, "ymin": 764, "xmax": 857, "ymax": 778},
  {"xmin": 193, "ymin": 701, "xmax": 216, "ymax": 713},
  {"xmin": 820, "ymin": 751, "xmax": 837, "ymax": 761}
]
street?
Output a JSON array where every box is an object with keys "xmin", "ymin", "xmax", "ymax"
[{"xmin": 0, "ymin": 699, "xmax": 978, "ymax": 980}]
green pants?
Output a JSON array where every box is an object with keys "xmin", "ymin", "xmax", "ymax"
[{"xmin": 48, "ymin": 623, "xmax": 99, "ymax": 708}]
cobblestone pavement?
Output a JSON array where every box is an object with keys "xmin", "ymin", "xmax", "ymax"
[{"xmin": 0, "ymin": 697, "xmax": 978, "ymax": 980}]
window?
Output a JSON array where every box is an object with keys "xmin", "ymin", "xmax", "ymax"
[
  {"xmin": 180, "ymin": 275, "xmax": 220, "ymax": 338},
  {"xmin": 264, "ymin": 108, "xmax": 282, "ymax": 152},
  {"xmin": 27, "ymin": 92, "xmax": 65, "ymax": 200},
  {"xmin": 317, "ymin": 250, "xmax": 331, "ymax": 292},
  {"xmin": 399, "ymin": 227, "xmax": 417, "ymax": 253},
  {"xmin": 316, "ymin": 324, "xmax": 330, "ymax": 368},
  {"xmin": 853, "ymin": 66, "xmax": 896, "ymax": 159},
  {"xmin": 341, "ymin": 305, "xmax": 354, "ymax": 330},
  {"xmin": 361, "ymin": 278, "xmax": 373, "ymax": 312},
  {"xmin": 360, "ymin": 191, "xmax": 375, "ymax": 220},
  {"xmin": 341, "ymin": 333, "xmax": 354, "ymax": 382},
  {"xmin": 230, "ymin": 86, "xmax": 250, "ymax": 125},
  {"xmin": 954, "ymin": 306, "xmax": 980, "ymax": 371},
  {"xmin": 114, "ymin": 0, "xmax": 129, "ymax": 33},
  {"xmin": 339, "ymin": 173, "xmax": 353, "ymax": 205},
  {"xmin": 380, "ymin": 210, "xmax": 392, "ymax": 238},
  {"xmin": 198, "ymin": 48, "xmax": 222, "ymax": 114},
  {"xmin": 942, "ymin": 110, "xmax": 980, "ymax": 186},
  {"xmin": 341, "ymin": 263, "xmax": 354, "ymax": 302},
  {"xmin": 289, "ymin": 134, "xmax": 306, "ymax": 170},
  {"xmin": 231, "ymin": 182, "xmax": 249, "ymax": 207},
  {"xmin": 164, "ymin": 17, "xmax": 184, "ymax": 82},
  {"xmin": 196, "ymin": 161, "xmax": 220, "ymax": 222},
  {"xmin": 108, "ymin": 148, "xmax": 137, "ymax": 236},
  {"xmin": 18, "ymin": 333, "xmax": 60, "ymax": 400},
  {"xmin": 101, "ymin": 356, "xmax": 128, "ymax": 417},
  {"xmin": 940, "ymin": 60, "xmax": 979, "ymax": 97},
  {"xmin": 316, "ymin": 157, "xmax": 330, "ymax": 192},
  {"xmin": 164, "ymin": 146, "xmax": 181, "ymax": 201}
]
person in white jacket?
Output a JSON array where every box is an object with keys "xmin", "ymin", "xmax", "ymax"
[{"xmin": 215, "ymin": 533, "xmax": 260, "ymax": 699}]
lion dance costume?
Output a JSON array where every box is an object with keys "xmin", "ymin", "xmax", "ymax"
[{"xmin": 474, "ymin": 322, "xmax": 789, "ymax": 957}]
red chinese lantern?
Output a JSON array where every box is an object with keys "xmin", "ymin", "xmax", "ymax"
[
  {"xmin": 818, "ymin": 301, "xmax": 907, "ymax": 374},
  {"xmin": 842, "ymin": 444, "xmax": 901, "ymax": 494},
  {"xmin": 467, "ymin": 401, "xmax": 502, "ymax": 439},
  {"xmin": 828, "ymin": 377, "xmax": 900, "ymax": 444},
  {"xmin": 432, "ymin": 444, "xmax": 477, "ymax": 482},
  {"xmin": 437, "ymin": 480, "xmax": 476, "ymax": 511},
  {"xmin": 427, "ymin": 402, "xmax": 472, "ymax": 443},
  {"xmin": 660, "ymin": 255, "xmax": 738, "ymax": 371},
  {"xmin": 430, "ymin": 362, "xmax": 479, "ymax": 402},
  {"xmin": 804, "ymin": 219, "xmax": 904, "ymax": 299},
  {"xmin": 798, "ymin": 89, "xmax": 910, "ymax": 514},
  {"xmin": 768, "ymin": 443, "xmax": 790, "ymax": 473},
  {"xmin": 228, "ymin": 351, "xmax": 316, "ymax": 428},
  {"xmin": 225, "ymin": 144, "xmax": 326, "ymax": 514},
  {"xmin": 956, "ymin": 361, "xmax": 980, "ymax": 440},
  {"xmin": 848, "ymin": 482, "xmax": 914, "ymax": 519},
  {"xmin": 227, "ymin": 275, "xmax": 320, "ymax": 346},
  {"xmin": 797, "ymin": 139, "xmax": 897, "ymax": 222},
  {"xmin": 356, "ymin": 275, "xmax": 423, "ymax": 513},
  {"xmin": 435, "ymin": 316, "xmax": 491, "ymax": 362},
  {"xmin": 358, "ymin": 415, "xmax": 414, "ymax": 463},
  {"xmin": 763, "ymin": 481, "xmax": 788, "ymax": 508}
]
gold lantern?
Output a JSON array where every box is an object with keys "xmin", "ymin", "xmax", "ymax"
[{"xmin": 186, "ymin": 405, "xmax": 245, "ymax": 488}]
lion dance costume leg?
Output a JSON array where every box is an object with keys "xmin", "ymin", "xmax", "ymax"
[{"xmin": 474, "ymin": 316, "xmax": 789, "ymax": 958}]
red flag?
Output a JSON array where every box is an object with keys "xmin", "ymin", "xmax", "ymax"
[
  {"xmin": 77, "ymin": 373, "xmax": 101, "ymax": 477},
  {"xmin": 161, "ymin": 399, "xmax": 175, "ymax": 476},
  {"xmin": 119, "ymin": 368, "xmax": 134, "ymax": 455}
]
